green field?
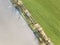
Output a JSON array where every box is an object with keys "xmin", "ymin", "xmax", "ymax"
[{"xmin": 22, "ymin": 0, "xmax": 60, "ymax": 45}]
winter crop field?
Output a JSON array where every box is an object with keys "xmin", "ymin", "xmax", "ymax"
[{"xmin": 22, "ymin": 0, "xmax": 60, "ymax": 45}]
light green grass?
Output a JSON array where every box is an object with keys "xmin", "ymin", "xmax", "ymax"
[{"xmin": 22, "ymin": 0, "xmax": 60, "ymax": 45}]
